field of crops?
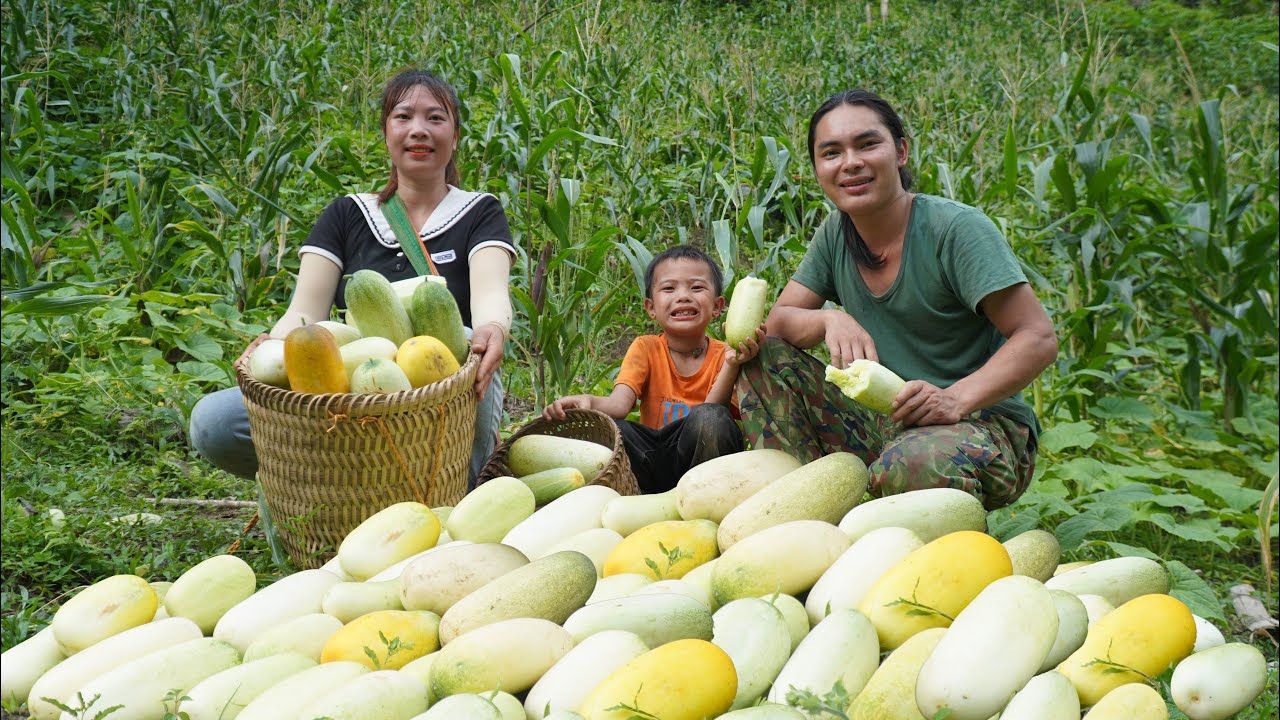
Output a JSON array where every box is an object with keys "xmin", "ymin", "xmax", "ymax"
[{"xmin": 2, "ymin": 0, "xmax": 1277, "ymax": 716}]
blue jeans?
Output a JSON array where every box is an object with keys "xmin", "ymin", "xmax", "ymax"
[{"xmin": 189, "ymin": 372, "xmax": 504, "ymax": 488}]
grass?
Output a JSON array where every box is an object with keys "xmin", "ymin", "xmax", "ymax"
[{"xmin": 2, "ymin": 0, "xmax": 1277, "ymax": 714}]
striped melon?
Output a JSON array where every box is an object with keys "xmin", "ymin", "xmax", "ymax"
[
  {"xmin": 711, "ymin": 598, "xmax": 792, "ymax": 709},
  {"xmin": 563, "ymin": 592, "xmax": 713, "ymax": 648},
  {"xmin": 242, "ymin": 612, "xmax": 342, "ymax": 663},
  {"xmin": 501, "ymin": 485, "xmax": 619, "ymax": 560},
  {"xmin": 717, "ymin": 452, "xmax": 868, "ymax": 550},
  {"xmin": 712, "ymin": 521, "xmax": 850, "ymax": 605},
  {"xmin": 846, "ymin": 627, "xmax": 946, "ymax": 720},
  {"xmin": 524, "ymin": 630, "xmax": 649, "ymax": 718},
  {"xmin": 399, "ymin": 542, "xmax": 529, "ymax": 616},
  {"xmin": 446, "ymin": 476, "xmax": 536, "ymax": 543},
  {"xmin": 838, "ymin": 487, "xmax": 986, "ymax": 543},
  {"xmin": 438, "ymin": 550, "xmax": 596, "ymax": 644},
  {"xmin": 183, "ymin": 653, "xmax": 316, "ymax": 720},
  {"xmin": 768, "ymin": 609, "xmax": 879, "ymax": 706},
  {"xmin": 430, "ymin": 618, "xmax": 573, "ymax": 697},
  {"xmin": 1044, "ymin": 556, "xmax": 1169, "ymax": 607},
  {"xmin": 676, "ymin": 449, "xmax": 802, "ymax": 523}
]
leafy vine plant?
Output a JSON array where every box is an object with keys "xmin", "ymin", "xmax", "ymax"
[
  {"xmin": 604, "ymin": 684, "xmax": 662, "ymax": 720},
  {"xmin": 643, "ymin": 541, "xmax": 692, "ymax": 580},
  {"xmin": 884, "ymin": 579, "xmax": 955, "ymax": 622},
  {"xmin": 362, "ymin": 631, "xmax": 413, "ymax": 670}
]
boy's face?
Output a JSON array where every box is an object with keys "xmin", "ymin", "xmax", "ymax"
[{"xmin": 644, "ymin": 257, "xmax": 725, "ymax": 337}]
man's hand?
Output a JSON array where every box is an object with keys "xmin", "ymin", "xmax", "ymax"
[
  {"xmin": 824, "ymin": 310, "xmax": 878, "ymax": 369},
  {"xmin": 543, "ymin": 394, "xmax": 593, "ymax": 421},
  {"xmin": 471, "ymin": 323, "xmax": 506, "ymax": 399},
  {"xmin": 725, "ymin": 325, "xmax": 767, "ymax": 367},
  {"xmin": 892, "ymin": 380, "xmax": 969, "ymax": 427}
]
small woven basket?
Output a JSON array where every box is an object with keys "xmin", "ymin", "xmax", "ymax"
[
  {"xmin": 235, "ymin": 338, "xmax": 478, "ymax": 568},
  {"xmin": 476, "ymin": 408, "xmax": 640, "ymax": 497}
]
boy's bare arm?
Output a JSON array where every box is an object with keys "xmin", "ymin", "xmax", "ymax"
[{"xmin": 543, "ymin": 384, "xmax": 638, "ymax": 421}]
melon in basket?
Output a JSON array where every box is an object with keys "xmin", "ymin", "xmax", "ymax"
[{"xmin": 509, "ymin": 434, "xmax": 613, "ymax": 482}]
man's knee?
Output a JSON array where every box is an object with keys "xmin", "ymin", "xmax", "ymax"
[{"xmin": 867, "ymin": 441, "xmax": 984, "ymax": 505}]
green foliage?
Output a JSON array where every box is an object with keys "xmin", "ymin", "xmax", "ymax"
[{"xmin": 786, "ymin": 679, "xmax": 853, "ymax": 718}]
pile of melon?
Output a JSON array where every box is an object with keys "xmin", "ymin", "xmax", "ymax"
[
  {"xmin": 2, "ymin": 446, "xmax": 1268, "ymax": 720},
  {"xmin": 248, "ymin": 272, "xmax": 469, "ymax": 395}
]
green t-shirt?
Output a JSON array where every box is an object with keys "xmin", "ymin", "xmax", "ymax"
[{"xmin": 793, "ymin": 194, "xmax": 1039, "ymax": 436}]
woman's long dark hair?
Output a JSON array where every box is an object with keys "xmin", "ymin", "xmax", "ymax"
[
  {"xmin": 806, "ymin": 89, "xmax": 914, "ymax": 269},
  {"xmin": 377, "ymin": 69, "xmax": 462, "ymax": 203}
]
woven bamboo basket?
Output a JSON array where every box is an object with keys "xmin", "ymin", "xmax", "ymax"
[
  {"xmin": 476, "ymin": 408, "xmax": 640, "ymax": 497},
  {"xmin": 235, "ymin": 339, "xmax": 478, "ymax": 569}
]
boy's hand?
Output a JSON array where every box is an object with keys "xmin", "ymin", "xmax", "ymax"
[
  {"xmin": 725, "ymin": 324, "xmax": 767, "ymax": 367},
  {"xmin": 543, "ymin": 394, "xmax": 593, "ymax": 421}
]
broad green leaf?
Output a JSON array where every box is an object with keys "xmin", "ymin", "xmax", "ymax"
[
  {"xmin": 1091, "ymin": 396, "xmax": 1154, "ymax": 423},
  {"xmin": 1100, "ymin": 542, "xmax": 1160, "ymax": 561},
  {"xmin": 1054, "ymin": 505, "xmax": 1134, "ymax": 550},
  {"xmin": 1165, "ymin": 560, "xmax": 1225, "ymax": 622},
  {"xmin": 175, "ymin": 333, "xmax": 223, "ymax": 363},
  {"xmin": 1144, "ymin": 514, "xmax": 1233, "ymax": 551},
  {"xmin": 2, "ymin": 294, "xmax": 115, "ymax": 316},
  {"xmin": 177, "ymin": 361, "xmax": 231, "ymax": 384},
  {"xmin": 1173, "ymin": 468, "xmax": 1264, "ymax": 512},
  {"xmin": 1086, "ymin": 484, "xmax": 1155, "ymax": 508},
  {"xmin": 1039, "ymin": 421, "xmax": 1098, "ymax": 454},
  {"xmin": 1246, "ymin": 453, "xmax": 1279, "ymax": 482},
  {"xmin": 986, "ymin": 506, "xmax": 1041, "ymax": 542},
  {"xmin": 1148, "ymin": 493, "xmax": 1210, "ymax": 514},
  {"xmin": 1011, "ymin": 491, "xmax": 1078, "ymax": 518},
  {"xmin": 1043, "ymin": 457, "xmax": 1110, "ymax": 491},
  {"xmin": 1100, "ymin": 461, "xmax": 1166, "ymax": 481}
]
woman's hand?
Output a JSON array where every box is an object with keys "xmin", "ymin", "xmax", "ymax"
[
  {"xmin": 892, "ymin": 380, "xmax": 969, "ymax": 427},
  {"xmin": 543, "ymin": 394, "xmax": 593, "ymax": 421},
  {"xmin": 470, "ymin": 323, "xmax": 506, "ymax": 399},
  {"xmin": 824, "ymin": 310, "xmax": 878, "ymax": 368},
  {"xmin": 725, "ymin": 325, "xmax": 767, "ymax": 367}
]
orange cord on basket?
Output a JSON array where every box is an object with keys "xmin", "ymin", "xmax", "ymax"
[
  {"xmin": 226, "ymin": 512, "xmax": 260, "ymax": 554},
  {"xmin": 353, "ymin": 415, "xmax": 427, "ymax": 504}
]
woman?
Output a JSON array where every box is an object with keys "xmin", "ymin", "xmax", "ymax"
[
  {"xmin": 190, "ymin": 68, "xmax": 515, "ymax": 488},
  {"xmin": 737, "ymin": 89, "xmax": 1057, "ymax": 510}
]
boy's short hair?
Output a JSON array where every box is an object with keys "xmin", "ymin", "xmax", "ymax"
[{"xmin": 644, "ymin": 245, "xmax": 725, "ymax": 298}]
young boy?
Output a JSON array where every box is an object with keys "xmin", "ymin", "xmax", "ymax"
[{"xmin": 543, "ymin": 246, "xmax": 765, "ymax": 493}]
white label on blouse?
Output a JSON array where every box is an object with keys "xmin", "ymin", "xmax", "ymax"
[{"xmin": 430, "ymin": 250, "xmax": 457, "ymax": 264}]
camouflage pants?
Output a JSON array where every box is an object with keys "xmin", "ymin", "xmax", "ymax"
[{"xmin": 735, "ymin": 337, "xmax": 1036, "ymax": 510}]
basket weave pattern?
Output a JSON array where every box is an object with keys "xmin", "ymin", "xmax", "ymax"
[
  {"xmin": 476, "ymin": 408, "xmax": 640, "ymax": 497},
  {"xmin": 235, "ymin": 344, "xmax": 478, "ymax": 568}
]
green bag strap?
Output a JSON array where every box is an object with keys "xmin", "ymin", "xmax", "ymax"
[{"xmin": 383, "ymin": 194, "xmax": 438, "ymax": 276}]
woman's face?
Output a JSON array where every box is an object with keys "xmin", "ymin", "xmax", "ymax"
[
  {"xmin": 811, "ymin": 103, "xmax": 909, "ymax": 217},
  {"xmin": 384, "ymin": 85, "xmax": 457, "ymax": 181}
]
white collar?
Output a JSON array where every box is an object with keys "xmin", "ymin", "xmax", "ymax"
[{"xmin": 348, "ymin": 186, "xmax": 494, "ymax": 249}]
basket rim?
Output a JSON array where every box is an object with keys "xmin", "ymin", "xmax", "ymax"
[
  {"xmin": 495, "ymin": 407, "xmax": 623, "ymax": 450},
  {"xmin": 476, "ymin": 407, "xmax": 636, "ymax": 488},
  {"xmin": 235, "ymin": 337, "xmax": 479, "ymax": 413}
]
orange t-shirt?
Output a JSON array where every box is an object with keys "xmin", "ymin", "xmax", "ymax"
[{"xmin": 615, "ymin": 334, "xmax": 736, "ymax": 429}]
